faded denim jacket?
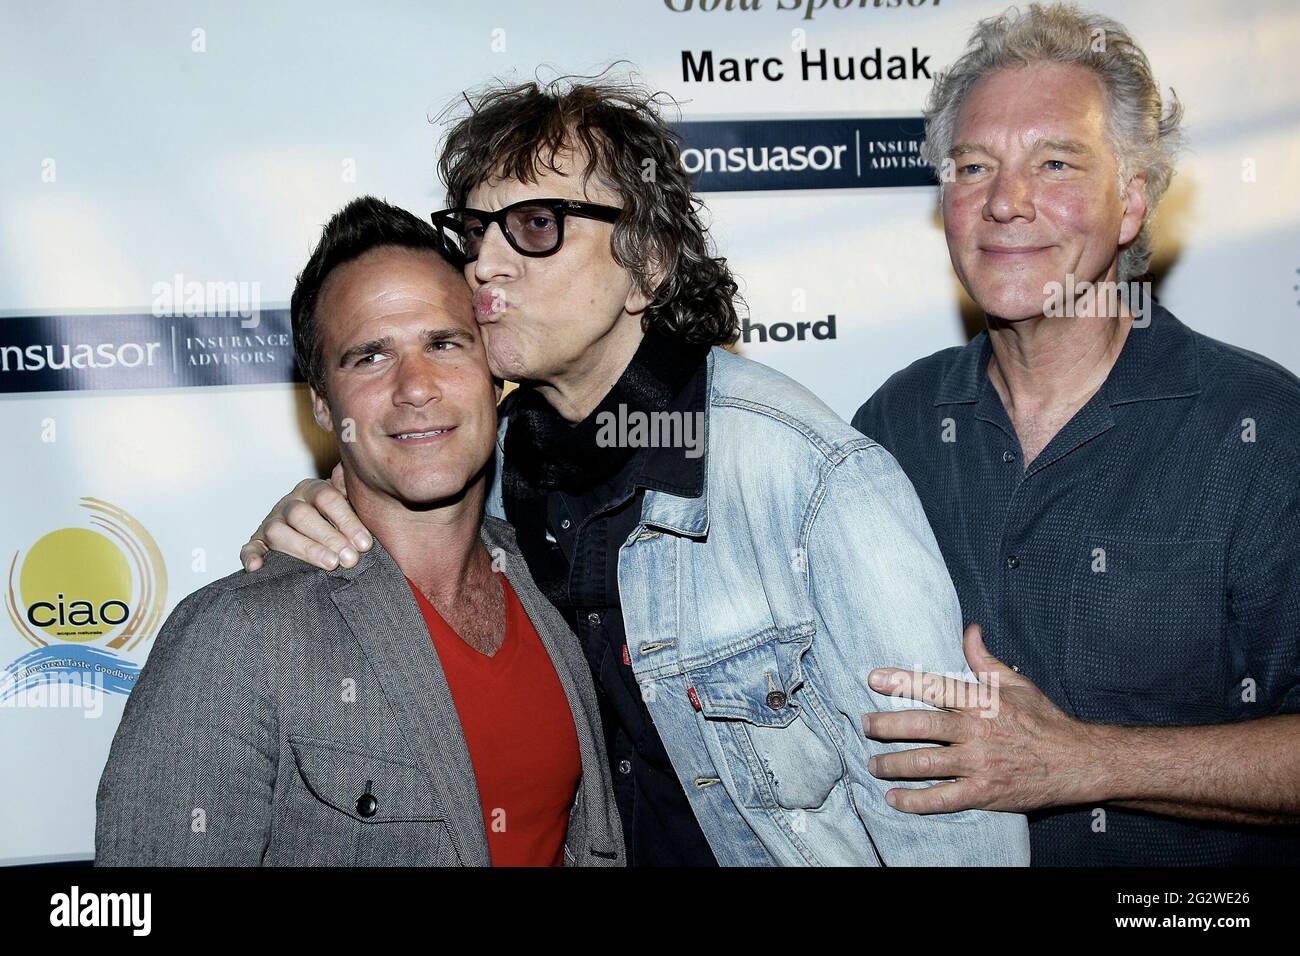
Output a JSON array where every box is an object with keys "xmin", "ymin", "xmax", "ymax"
[{"xmin": 489, "ymin": 346, "xmax": 1030, "ymax": 866}]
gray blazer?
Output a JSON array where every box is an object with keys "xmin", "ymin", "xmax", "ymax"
[{"xmin": 95, "ymin": 516, "xmax": 624, "ymax": 867}]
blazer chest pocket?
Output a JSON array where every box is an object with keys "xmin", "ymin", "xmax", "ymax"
[
  {"xmin": 1067, "ymin": 538, "xmax": 1228, "ymax": 723},
  {"xmin": 280, "ymin": 736, "xmax": 455, "ymax": 866},
  {"xmin": 687, "ymin": 625, "xmax": 845, "ymax": 811}
]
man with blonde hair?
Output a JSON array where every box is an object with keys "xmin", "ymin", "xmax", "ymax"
[{"xmin": 855, "ymin": 3, "xmax": 1300, "ymax": 865}]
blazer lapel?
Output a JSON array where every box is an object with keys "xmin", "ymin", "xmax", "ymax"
[{"xmin": 329, "ymin": 542, "xmax": 490, "ymax": 866}]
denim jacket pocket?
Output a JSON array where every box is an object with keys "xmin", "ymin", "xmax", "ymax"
[{"xmin": 686, "ymin": 624, "xmax": 845, "ymax": 811}]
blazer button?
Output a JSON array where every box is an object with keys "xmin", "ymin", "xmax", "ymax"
[
  {"xmin": 356, "ymin": 784, "xmax": 378, "ymax": 818},
  {"xmin": 766, "ymin": 690, "xmax": 787, "ymax": 710}
]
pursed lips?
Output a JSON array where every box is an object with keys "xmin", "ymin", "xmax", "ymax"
[{"xmin": 473, "ymin": 287, "xmax": 508, "ymax": 322}]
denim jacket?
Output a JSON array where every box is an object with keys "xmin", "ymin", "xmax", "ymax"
[{"xmin": 489, "ymin": 347, "xmax": 1030, "ymax": 866}]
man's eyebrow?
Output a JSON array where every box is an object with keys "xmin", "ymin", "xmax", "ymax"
[
  {"xmin": 1034, "ymin": 138, "xmax": 1092, "ymax": 155},
  {"xmin": 337, "ymin": 328, "xmax": 475, "ymax": 367},
  {"xmin": 949, "ymin": 139, "xmax": 1094, "ymax": 160},
  {"xmin": 338, "ymin": 336, "xmax": 392, "ymax": 367},
  {"xmin": 423, "ymin": 327, "xmax": 476, "ymax": 346}
]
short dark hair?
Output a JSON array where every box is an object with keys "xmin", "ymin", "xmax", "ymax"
[
  {"xmin": 290, "ymin": 195, "xmax": 460, "ymax": 396},
  {"xmin": 438, "ymin": 74, "xmax": 742, "ymax": 347}
]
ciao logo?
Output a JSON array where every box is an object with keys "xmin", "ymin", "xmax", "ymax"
[{"xmin": 3, "ymin": 498, "xmax": 167, "ymax": 702}]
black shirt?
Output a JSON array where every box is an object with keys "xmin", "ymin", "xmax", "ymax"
[
  {"xmin": 853, "ymin": 305, "xmax": 1300, "ymax": 865},
  {"xmin": 547, "ymin": 413, "xmax": 718, "ymax": 866},
  {"xmin": 501, "ymin": 334, "xmax": 717, "ymax": 866}
]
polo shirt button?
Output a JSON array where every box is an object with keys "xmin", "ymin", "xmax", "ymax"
[
  {"xmin": 587, "ymin": 611, "xmax": 602, "ymax": 627},
  {"xmin": 1002, "ymin": 450, "xmax": 1016, "ymax": 463},
  {"xmin": 560, "ymin": 519, "xmax": 572, "ymax": 531},
  {"xmin": 1006, "ymin": 554, "xmax": 1020, "ymax": 569},
  {"xmin": 618, "ymin": 760, "xmax": 632, "ymax": 775}
]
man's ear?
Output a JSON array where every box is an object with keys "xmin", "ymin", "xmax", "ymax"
[
  {"xmin": 1118, "ymin": 171, "xmax": 1148, "ymax": 248},
  {"xmin": 310, "ymin": 387, "xmax": 334, "ymax": 433},
  {"xmin": 624, "ymin": 249, "xmax": 667, "ymax": 318}
]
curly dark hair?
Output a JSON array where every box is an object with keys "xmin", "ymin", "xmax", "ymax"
[{"xmin": 437, "ymin": 73, "xmax": 741, "ymax": 347}]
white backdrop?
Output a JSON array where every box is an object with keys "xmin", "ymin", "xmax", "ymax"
[{"xmin": 2, "ymin": 0, "xmax": 1298, "ymax": 863}]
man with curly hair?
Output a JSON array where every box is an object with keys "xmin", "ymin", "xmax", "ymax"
[{"xmin": 240, "ymin": 78, "xmax": 1029, "ymax": 866}]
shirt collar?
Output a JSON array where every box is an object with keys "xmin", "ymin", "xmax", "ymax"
[
  {"xmin": 933, "ymin": 303, "xmax": 1202, "ymax": 407},
  {"xmin": 633, "ymin": 347, "xmax": 708, "ymax": 499},
  {"xmin": 639, "ymin": 349, "xmax": 714, "ymax": 539}
]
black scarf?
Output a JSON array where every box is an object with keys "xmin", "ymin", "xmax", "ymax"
[{"xmin": 502, "ymin": 331, "xmax": 709, "ymax": 608}]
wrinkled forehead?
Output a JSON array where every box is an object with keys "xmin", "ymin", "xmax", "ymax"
[{"xmin": 953, "ymin": 62, "xmax": 1112, "ymax": 154}]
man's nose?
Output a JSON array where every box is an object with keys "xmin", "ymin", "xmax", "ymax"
[
  {"xmin": 984, "ymin": 168, "xmax": 1035, "ymax": 223},
  {"xmin": 472, "ymin": 221, "xmax": 520, "ymax": 284},
  {"xmin": 392, "ymin": 352, "xmax": 443, "ymax": 406}
]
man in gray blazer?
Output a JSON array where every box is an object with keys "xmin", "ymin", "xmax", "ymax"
[{"xmin": 95, "ymin": 196, "xmax": 623, "ymax": 867}]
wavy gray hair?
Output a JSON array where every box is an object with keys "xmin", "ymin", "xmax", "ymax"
[{"xmin": 921, "ymin": 2, "xmax": 1183, "ymax": 280}]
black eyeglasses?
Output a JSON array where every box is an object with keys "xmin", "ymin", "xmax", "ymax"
[{"xmin": 430, "ymin": 198, "xmax": 622, "ymax": 263}]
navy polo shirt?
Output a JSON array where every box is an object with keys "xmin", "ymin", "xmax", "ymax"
[{"xmin": 853, "ymin": 305, "xmax": 1300, "ymax": 865}]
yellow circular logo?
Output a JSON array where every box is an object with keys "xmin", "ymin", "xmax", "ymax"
[
  {"xmin": 20, "ymin": 528, "xmax": 133, "ymax": 642},
  {"xmin": 6, "ymin": 498, "xmax": 167, "ymax": 655}
]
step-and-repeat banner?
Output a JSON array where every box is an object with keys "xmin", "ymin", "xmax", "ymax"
[{"xmin": 2, "ymin": 0, "xmax": 1297, "ymax": 863}]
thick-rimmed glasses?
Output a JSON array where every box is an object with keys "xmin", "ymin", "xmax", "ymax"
[{"xmin": 430, "ymin": 198, "xmax": 622, "ymax": 263}]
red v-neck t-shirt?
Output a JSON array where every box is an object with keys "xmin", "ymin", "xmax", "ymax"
[{"xmin": 405, "ymin": 574, "xmax": 581, "ymax": 866}]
